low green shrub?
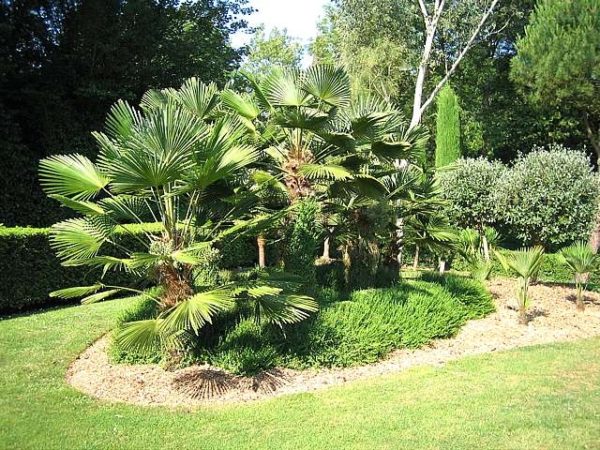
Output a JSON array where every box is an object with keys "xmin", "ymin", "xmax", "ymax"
[
  {"xmin": 452, "ymin": 249, "xmax": 599, "ymax": 284},
  {"xmin": 111, "ymin": 275, "xmax": 494, "ymax": 375},
  {"xmin": 280, "ymin": 275, "xmax": 494, "ymax": 368}
]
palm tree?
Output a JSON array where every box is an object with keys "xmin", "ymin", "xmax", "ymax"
[
  {"xmin": 39, "ymin": 79, "xmax": 317, "ymax": 354},
  {"xmin": 223, "ymin": 66, "xmax": 428, "ymax": 266},
  {"xmin": 559, "ymin": 241, "xmax": 599, "ymax": 311},
  {"xmin": 495, "ymin": 246, "xmax": 545, "ymax": 324},
  {"xmin": 457, "ymin": 227, "xmax": 500, "ymax": 281}
]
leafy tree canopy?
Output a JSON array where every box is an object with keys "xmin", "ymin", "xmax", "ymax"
[{"xmin": 511, "ymin": 0, "xmax": 600, "ymax": 157}]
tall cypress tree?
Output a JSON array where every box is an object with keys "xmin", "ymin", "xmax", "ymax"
[{"xmin": 435, "ymin": 85, "xmax": 461, "ymax": 168}]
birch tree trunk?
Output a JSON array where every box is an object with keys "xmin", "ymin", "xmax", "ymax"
[{"xmin": 409, "ymin": 0, "xmax": 500, "ymax": 130}]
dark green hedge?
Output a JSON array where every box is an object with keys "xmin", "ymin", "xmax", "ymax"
[
  {"xmin": 451, "ymin": 250, "xmax": 598, "ymax": 284},
  {"xmin": 0, "ymin": 225, "xmax": 268, "ymax": 314},
  {"xmin": 0, "ymin": 226, "xmax": 149, "ymax": 314}
]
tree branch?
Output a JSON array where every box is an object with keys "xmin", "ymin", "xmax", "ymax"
[
  {"xmin": 418, "ymin": 0, "xmax": 500, "ymax": 116},
  {"xmin": 418, "ymin": 0, "xmax": 429, "ymax": 22}
]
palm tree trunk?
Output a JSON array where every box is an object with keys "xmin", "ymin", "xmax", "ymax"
[
  {"xmin": 322, "ymin": 236, "xmax": 331, "ymax": 260},
  {"xmin": 343, "ymin": 245, "xmax": 351, "ymax": 288},
  {"xmin": 395, "ymin": 216, "xmax": 404, "ymax": 266},
  {"xmin": 257, "ymin": 235, "xmax": 266, "ymax": 269},
  {"xmin": 575, "ymin": 281, "xmax": 585, "ymax": 312},
  {"xmin": 481, "ymin": 234, "xmax": 490, "ymax": 261},
  {"xmin": 413, "ymin": 245, "xmax": 420, "ymax": 270},
  {"xmin": 518, "ymin": 306, "xmax": 528, "ymax": 325}
]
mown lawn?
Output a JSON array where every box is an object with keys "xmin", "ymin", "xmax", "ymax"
[{"xmin": 1, "ymin": 300, "xmax": 599, "ymax": 450}]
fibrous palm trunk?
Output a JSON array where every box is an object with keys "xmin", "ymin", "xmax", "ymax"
[
  {"xmin": 413, "ymin": 245, "xmax": 420, "ymax": 270},
  {"xmin": 257, "ymin": 235, "xmax": 267, "ymax": 268}
]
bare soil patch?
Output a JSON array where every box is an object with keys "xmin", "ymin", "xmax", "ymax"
[{"xmin": 66, "ymin": 278, "xmax": 600, "ymax": 408}]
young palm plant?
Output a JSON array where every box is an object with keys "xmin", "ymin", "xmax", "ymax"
[
  {"xmin": 495, "ymin": 246, "xmax": 545, "ymax": 324},
  {"xmin": 559, "ymin": 241, "xmax": 599, "ymax": 311},
  {"xmin": 39, "ymin": 79, "xmax": 317, "ymax": 355}
]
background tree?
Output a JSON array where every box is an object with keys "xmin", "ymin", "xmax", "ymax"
[
  {"xmin": 435, "ymin": 85, "xmax": 461, "ymax": 168},
  {"xmin": 437, "ymin": 157, "xmax": 505, "ymax": 260},
  {"xmin": 242, "ymin": 26, "xmax": 304, "ymax": 74},
  {"xmin": 511, "ymin": 0, "xmax": 600, "ymax": 159},
  {"xmin": 0, "ymin": 0, "xmax": 251, "ymax": 227}
]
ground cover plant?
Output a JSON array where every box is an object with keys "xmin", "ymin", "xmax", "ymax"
[{"xmin": 111, "ymin": 274, "xmax": 494, "ymax": 375}]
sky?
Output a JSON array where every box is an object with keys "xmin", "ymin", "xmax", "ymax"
[{"xmin": 231, "ymin": 0, "xmax": 328, "ymax": 50}]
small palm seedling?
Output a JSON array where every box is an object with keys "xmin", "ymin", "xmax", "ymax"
[
  {"xmin": 559, "ymin": 241, "xmax": 599, "ymax": 311},
  {"xmin": 457, "ymin": 228, "xmax": 497, "ymax": 282},
  {"xmin": 495, "ymin": 246, "xmax": 545, "ymax": 324}
]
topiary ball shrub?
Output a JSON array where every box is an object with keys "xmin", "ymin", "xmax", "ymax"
[{"xmin": 495, "ymin": 145, "xmax": 600, "ymax": 250}]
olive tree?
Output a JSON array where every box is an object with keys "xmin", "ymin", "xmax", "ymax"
[
  {"xmin": 495, "ymin": 145, "xmax": 600, "ymax": 250},
  {"xmin": 437, "ymin": 157, "xmax": 506, "ymax": 259}
]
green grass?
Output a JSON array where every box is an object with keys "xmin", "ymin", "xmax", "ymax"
[{"xmin": 1, "ymin": 299, "xmax": 600, "ymax": 449}]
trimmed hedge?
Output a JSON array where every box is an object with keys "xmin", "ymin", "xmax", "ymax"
[
  {"xmin": 0, "ymin": 225, "xmax": 268, "ymax": 314},
  {"xmin": 451, "ymin": 249, "xmax": 599, "ymax": 284},
  {"xmin": 0, "ymin": 226, "xmax": 148, "ymax": 313}
]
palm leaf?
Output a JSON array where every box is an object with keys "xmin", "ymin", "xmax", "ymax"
[
  {"xmin": 49, "ymin": 217, "xmax": 114, "ymax": 263},
  {"xmin": 261, "ymin": 68, "xmax": 310, "ymax": 107},
  {"xmin": 105, "ymin": 100, "xmax": 143, "ymax": 141},
  {"xmin": 114, "ymin": 319, "xmax": 164, "ymax": 354},
  {"xmin": 302, "ymin": 65, "xmax": 351, "ymax": 107},
  {"xmin": 174, "ymin": 78, "xmax": 219, "ymax": 119},
  {"xmin": 50, "ymin": 284, "xmax": 103, "ymax": 299},
  {"xmin": 298, "ymin": 164, "xmax": 353, "ymax": 181},
  {"xmin": 81, "ymin": 288, "xmax": 122, "ymax": 304},
  {"xmin": 160, "ymin": 290, "xmax": 236, "ymax": 334},
  {"xmin": 49, "ymin": 194, "xmax": 105, "ymax": 216},
  {"xmin": 39, "ymin": 154, "xmax": 109, "ymax": 200},
  {"xmin": 221, "ymin": 89, "xmax": 260, "ymax": 120}
]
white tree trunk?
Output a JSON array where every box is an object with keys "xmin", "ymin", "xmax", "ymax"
[
  {"xmin": 409, "ymin": 0, "xmax": 499, "ymax": 130},
  {"xmin": 322, "ymin": 236, "xmax": 331, "ymax": 260}
]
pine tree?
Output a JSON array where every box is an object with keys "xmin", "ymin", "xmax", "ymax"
[{"xmin": 435, "ymin": 85, "xmax": 461, "ymax": 168}]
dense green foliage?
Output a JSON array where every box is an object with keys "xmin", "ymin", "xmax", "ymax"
[
  {"xmin": 435, "ymin": 85, "xmax": 461, "ymax": 168},
  {"xmin": 0, "ymin": 225, "xmax": 157, "ymax": 313},
  {"xmin": 495, "ymin": 146, "xmax": 599, "ymax": 249},
  {"xmin": 284, "ymin": 199, "xmax": 321, "ymax": 282},
  {"xmin": 311, "ymin": 0, "xmax": 592, "ymax": 162},
  {"xmin": 112, "ymin": 275, "xmax": 494, "ymax": 374},
  {"xmin": 511, "ymin": 0, "xmax": 600, "ymax": 157},
  {"xmin": 439, "ymin": 147, "xmax": 600, "ymax": 250},
  {"xmin": 0, "ymin": 0, "xmax": 251, "ymax": 226},
  {"xmin": 437, "ymin": 157, "xmax": 506, "ymax": 231},
  {"xmin": 242, "ymin": 26, "xmax": 304, "ymax": 74}
]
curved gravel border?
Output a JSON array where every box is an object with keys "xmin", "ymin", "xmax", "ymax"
[{"xmin": 66, "ymin": 278, "xmax": 600, "ymax": 408}]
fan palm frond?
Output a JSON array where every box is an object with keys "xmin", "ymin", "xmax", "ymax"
[
  {"xmin": 39, "ymin": 154, "xmax": 109, "ymax": 200},
  {"xmin": 301, "ymin": 65, "xmax": 351, "ymax": 108},
  {"xmin": 160, "ymin": 289, "xmax": 236, "ymax": 334}
]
